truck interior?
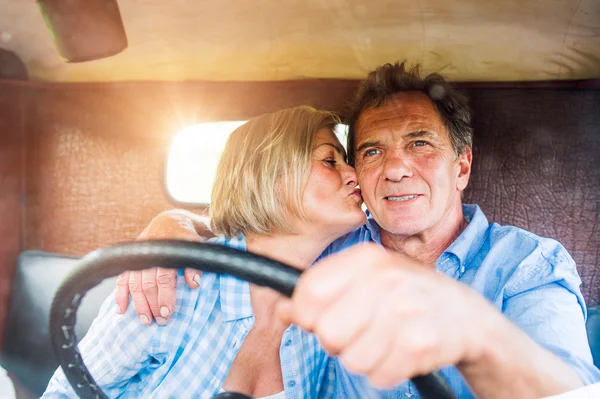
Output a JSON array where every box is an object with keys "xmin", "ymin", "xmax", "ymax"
[{"xmin": 0, "ymin": 1, "xmax": 598, "ymax": 398}]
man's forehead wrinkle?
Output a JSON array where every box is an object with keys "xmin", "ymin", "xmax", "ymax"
[
  {"xmin": 358, "ymin": 104, "xmax": 443, "ymax": 131},
  {"xmin": 355, "ymin": 93, "xmax": 448, "ymax": 151},
  {"xmin": 357, "ymin": 113, "xmax": 443, "ymax": 138}
]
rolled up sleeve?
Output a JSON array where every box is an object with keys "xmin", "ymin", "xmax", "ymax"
[{"xmin": 42, "ymin": 289, "xmax": 160, "ymax": 398}]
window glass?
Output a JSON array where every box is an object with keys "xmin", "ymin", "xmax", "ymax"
[{"xmin": 166, "ymin": 122, "xmax": 349, "ymax": 204}]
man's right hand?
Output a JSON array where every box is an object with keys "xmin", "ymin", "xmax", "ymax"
[{"xmin": 115, "ymin": 210, "xmax": 212, "ymax": 325}]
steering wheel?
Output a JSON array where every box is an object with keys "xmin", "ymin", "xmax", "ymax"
[{"xmin": 49, "ymin": 240, "xmax": 457, "ymax": 399}]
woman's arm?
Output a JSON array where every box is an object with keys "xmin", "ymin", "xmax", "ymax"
[{"xmin": 42, "ymin": 291, "xmax": 161, "ymax": 398}]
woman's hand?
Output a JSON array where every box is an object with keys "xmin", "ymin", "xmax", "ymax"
[{"xmin": 115, "ymin": 210, "xmax": 212, "ymax": 325}]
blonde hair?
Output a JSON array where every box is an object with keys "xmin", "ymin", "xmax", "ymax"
[{"xmin": 210, "ymin": 106, "xmax": 340, "ymax": 237}]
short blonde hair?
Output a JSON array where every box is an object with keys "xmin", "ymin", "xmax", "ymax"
[{"xmin": 211, "ymin": 106, "xmax": 340, "ymax": 237}]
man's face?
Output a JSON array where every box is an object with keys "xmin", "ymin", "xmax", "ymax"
[{"xmin": 354, "ymin": 92, "xmax": 472, "ymax": 237}]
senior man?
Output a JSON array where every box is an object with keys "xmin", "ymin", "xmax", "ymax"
[{"xmin": 117, "ymin": 62, "xmax": 599, "ymax": 398}]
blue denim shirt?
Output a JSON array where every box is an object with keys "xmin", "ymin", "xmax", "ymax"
[{"xmin": 325, "ymin": 204, "xmax": 600, "ymax": 398}]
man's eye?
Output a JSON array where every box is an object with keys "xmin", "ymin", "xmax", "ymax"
[
  {"xmin": 412, "ymin": 140, "xmax": 428, "ymax": 147},
  {"xmin": 364, "ymin": 149, "xmax": 380, "ymax": 157}
]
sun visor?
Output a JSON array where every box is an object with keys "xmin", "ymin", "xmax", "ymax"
[{"xmin": 36, "ymin": 0, "xmax": 127, "ymax": 63}]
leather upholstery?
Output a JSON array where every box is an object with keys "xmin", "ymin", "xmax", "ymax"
[
  {"xmin": 463, "ymin": 89, "xmax": 600, "ymax": 305},
  {"xmin": 1, "ymin": 251, "xmax": 117, "ymax": 398},
  {"xmin": 0, "ymin": 82, "xmax": 26, "ymax": 353},
  {"xmin": 20, "ymin": 85, "xmax": 600, "ymax": 305}
]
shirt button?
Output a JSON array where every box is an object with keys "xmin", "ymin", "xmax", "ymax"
[
  {"xmin": 404, "ymin": 393, "xmax": 412, "ymax": 397},
  {"xmin": 284, "ymin": 339, "xmax": 292, "ymax": 347},
  {"xmin": 288, "ymin": 380, "xmax": 296, "ymax": 388}
]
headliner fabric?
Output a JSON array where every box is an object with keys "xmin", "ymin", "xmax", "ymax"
[
  {"xmin": 0, "ymin": 0, "xmax": 599, "ymax": 82},
  {"xmin": 463, "ymin": 88, "xmax": 600, "ymax": 305}
]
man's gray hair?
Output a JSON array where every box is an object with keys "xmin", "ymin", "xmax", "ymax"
[{"xmin": 346, "ymin": 61, "xmax": 473, "ymax": 164}]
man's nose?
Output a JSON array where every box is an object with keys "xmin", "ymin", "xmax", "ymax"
[{"xmin": 383, "ymin": 152, "xmax": 412, "ymax": 182}]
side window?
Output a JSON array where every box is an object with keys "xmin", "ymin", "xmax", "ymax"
[
  {"xmin": 334, "ymin": 123, "xmax": 349, "ymax": 154},
  {"xmin": 166, "ymin": 121, "xmax": 246, "ymax": 204},
  {"xmin": 166, "ymin": 123, "xmax": 348, "ymax": 205}
]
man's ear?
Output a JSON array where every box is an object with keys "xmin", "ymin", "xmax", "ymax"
[{"xmin": 456, "ymin": 147, "xmax": 472, "ymax": 192}]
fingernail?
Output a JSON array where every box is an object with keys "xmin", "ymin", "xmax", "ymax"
[
  {"xmin": 193, "ymin": 274, "xmax": 201, "ymax": 286},
  {"xmin": 117, "ymin": 305, "xmax": 123, "ymax": 314},
  {"xmin": 156, "ymin": 317, "xmax": 167, "ymax": 325},
  {"xmin": 139, "ymin": 315, "xmax": 150, "ymax": 325},
  {"xmin": 160, "ymin": 306, "xmax": 170, "ymax": 318}
]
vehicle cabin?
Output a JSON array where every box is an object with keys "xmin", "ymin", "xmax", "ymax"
[{"xmin": 0, "ymin": 1, "xmax": 598, "ymax": 398}]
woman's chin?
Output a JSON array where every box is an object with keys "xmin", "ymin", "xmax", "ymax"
[{"xmin": 342, "ymin": 210, "xmax": 368, "ymax": 233}]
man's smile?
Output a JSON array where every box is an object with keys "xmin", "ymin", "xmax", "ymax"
[{"xmin": 385, "ymin": 194, "xmax": 419, "ymax": 201}]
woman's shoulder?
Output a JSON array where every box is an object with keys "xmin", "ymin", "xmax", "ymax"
[{"xmin": 207, "ymin": 234, "xmax": 247, "ymax": 250}]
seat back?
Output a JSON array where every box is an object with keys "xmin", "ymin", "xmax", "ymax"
[
  {"xmin": 587, "ymin": 306, "xmax": 600, "ymax": 369},
  {"xmin": 462, "ymin": 89, "xmax": 600, "ymax": 305},
  {"xmin": 1, "ymin": 251, "xmax": 117, "ymax": 397}
]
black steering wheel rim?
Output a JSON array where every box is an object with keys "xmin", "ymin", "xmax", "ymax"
[{"xmin": 49, "ymin": 240, "xmax": 456, "ymax": 399}]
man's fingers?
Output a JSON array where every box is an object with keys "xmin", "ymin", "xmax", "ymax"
[
  {"xmin": 275, "ymin": 299, "xmax": 293, "ymax": 325},
  {"xmin": 338, "ymin": 294, "xmax": 398, "ymax": 376},
  {"xmin": 128, "ymin": 270, "xmax": 153, "ymax": 325},
  {"xmin": 183, "ymin": 268, "xmax": 201, "ymax": 289},
  {"xmin": 365, "ymin": 317, "xmax": 439, "ymax": 388},
  {"xmin": 156, "ymin": 267, "xmax": 178, "ymax": 323},
  {"xmin": 312, "ymin": 269, "xmax": 381, "ymax": 354},
  {"xmin": 291, "ymin": 243, "xmax": 384, "ymax": 331},
  {"xmin": 115, "ymin": 271, "xmax": 131, "ymax": 313}
]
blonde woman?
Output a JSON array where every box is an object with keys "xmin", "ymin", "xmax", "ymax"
[{"xmin": 42, "ymin": 106, "xmax": 365, "ymax": 399}]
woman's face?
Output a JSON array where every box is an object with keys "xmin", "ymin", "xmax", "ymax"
[{"xmin": 300, "ymin": 128, "xmax": 366, "ymax": 237}]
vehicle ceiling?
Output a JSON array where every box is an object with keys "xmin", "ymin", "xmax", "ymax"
[{"xmin": 0, "ymin": 0, "xmax": 599, "ymax": 83}]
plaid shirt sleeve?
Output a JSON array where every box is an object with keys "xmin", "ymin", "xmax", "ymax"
[{"xmin": 42, "ymin": 289, "xmax": 165, "ymax": 398}]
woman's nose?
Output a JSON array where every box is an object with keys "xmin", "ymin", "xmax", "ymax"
[{"xmin": 343, "ymin": 164, "xmax": 358, "ymax": 187}]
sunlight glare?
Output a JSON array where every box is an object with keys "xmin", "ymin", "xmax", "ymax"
[
  {"xmin": 166, "ymin": 121, "xmax": 246, "ymax": 204},
  {"xmin": 166, "ymin": 122, "xmax": 349, "ymax": 204}
]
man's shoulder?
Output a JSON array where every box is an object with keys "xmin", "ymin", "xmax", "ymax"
[
  {"xmin": 486, "ymin": 222, "xmax": 572, "ymax": 265},
  {"xmin": 481, "ymin": 221, "xmax": 580, "ymax": 297},
  {"xmin": 322, "ymin": 225, "xmax": 373, "ymax": 258}
]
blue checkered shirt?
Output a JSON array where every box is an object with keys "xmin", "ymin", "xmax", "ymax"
[{"xmin": 42, "ymin": 235, "xmax": 335, "ymax": 399}]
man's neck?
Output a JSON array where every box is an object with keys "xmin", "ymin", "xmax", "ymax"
[{"xmin": 380, "ymin": 202, "xmax": 468, "ymax": 265}]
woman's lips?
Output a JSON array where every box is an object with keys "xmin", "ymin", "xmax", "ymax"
[{"xmin": 350, "ymin": 189, "xmax": 362, "ymax": 200}]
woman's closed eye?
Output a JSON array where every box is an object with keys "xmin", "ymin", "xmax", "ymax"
[{"xmin": 323, "ymin": 158, "xmax": 337, "ymax": 167}]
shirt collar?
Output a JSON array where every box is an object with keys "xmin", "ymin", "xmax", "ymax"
[
  {"xmin": 363, "ymin": 204, "xmax": 489, "ymax": 275},
  {"xmin": 364, "ymin": 210, "xmax": 383, "ymax": 246},
  {"xmin": 217, "ymin": 234, "xmax": 254, "ymax": 322},
  {"xmin": 441, "ymin": 204, "xmax": 489, "ymax": 274}
]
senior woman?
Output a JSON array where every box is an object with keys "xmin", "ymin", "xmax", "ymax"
[{"xmin": 42, "ymin": 106, "xmax": 365, "ymax": 399}]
